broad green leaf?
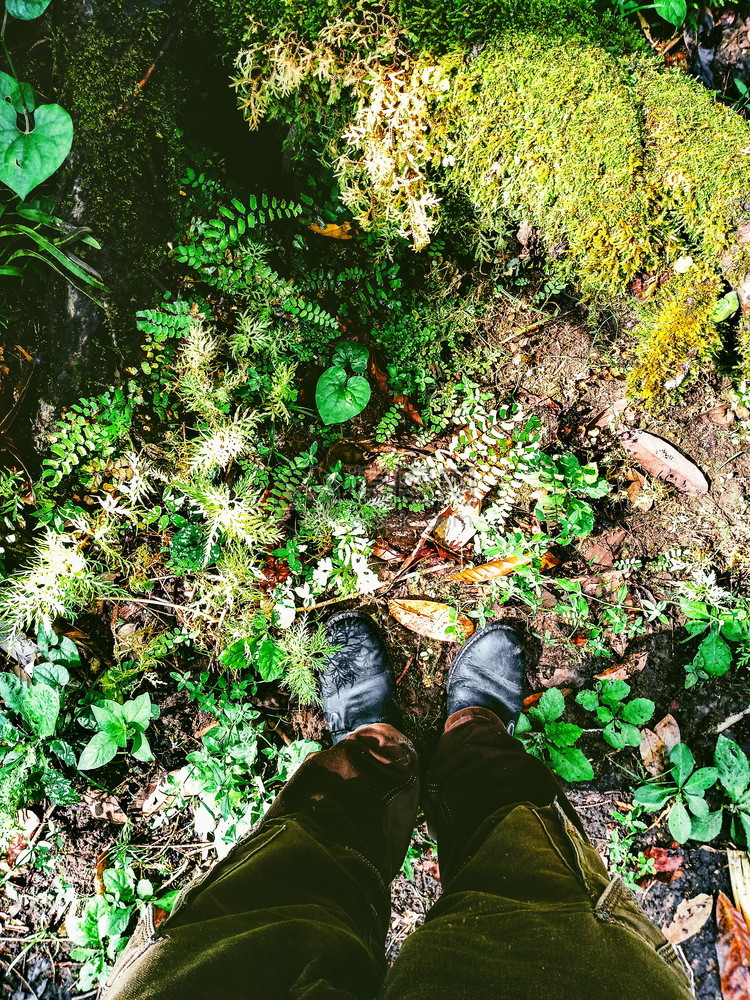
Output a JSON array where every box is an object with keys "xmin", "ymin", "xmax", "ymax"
[
  {"xmin": 49, "ymin": 738, "xmax": 76, "ymax": 766},
  {"xmin": 634, "ymin": 783, "xmax": 675, "ymax": 809},
  {"xmin": 690, "ymin": 809, "xmax": 723, "ymax": 843},
  {"xmin": 332, "ymin": 341, "xmax": 368, "ymax": 373},
  {"xmin": 0, "ymin": 91, "xmax": 73, "ymax": 200},
  {"xmin": 679, "ymin": 599, "xmax": 710, "ymax": 620},
  {"xmin": 103, "ymin": 869, "xmax": 133, "ymax": 900},
  {"xmin": 694, "ymin": 630, "xmax": 732, "ymax": 677},
  {"xmin": 668, "ymin": 799, "xmax": 692, "ymax": 843},
  {"xmin": 715, "ymin": 736, "xmax": 750, "ymax": 800},
  {"xmin": 600, "ymin": 679, "xmax": 629, "ymax": 706},
  {"xmin": 575, "ymin": 690, "xmax": 599, "ymax": 712},
  {"xmin": 616, "ymin": 721, "xmax": 641, "ymax": 748},
  {"xmin": 316, "ymin": 367, "xmax": 371, "ymax": 424},
  {"xmin": 670, "ymin": 743, "xmax": 695, "ymax": 786},
  {"xmin": 130, "ymin": 732, "xmax": 153, "ymax": 762},
  {"xmin": 20, "ymin": 682, "xmax": 59, "ymax": 738},
  {"xmin": 121, "ymin": 693, "xmax": 152, "ymax": 730},
  {"xmin": 739, "ymin": 811, "xmax": 750, "ymax": 847},
  {"xmin": 514, "ymin": 713, "xmax": 532, "ymax": 735},
  {"xmin": 78, "ymin": 731, "xmax": 118, "ymax": 770},
  {"xmin": 720, "ymin": 618, "xmax": 748, "ymax": 643},
  {"xmin": 537, "ymin": 687, "xmax": 565, "ymax": 722},
  {"xmin": 684, "ymin": 767, "xmax": 718, "ymax": 792},
  {"xmin": 257, "ymin": 638, "xmax": 285, "ymax": 682},
  {"xmin": 712, "ymin": 290, "xmax": 740, "ymax": 323},
  {"xmin": 0, "ymin": 673, "xmax": 25, "ymax": 714},
  {"xmin": 152, "ymin": 889, "xmax": 180, "ymax": 911},
  {"xmin": 34, "ymin": 660, "xmax": 70, "ymax": 688},
  {"xmin": 685, "ymin": 793, "xmax": 708, "ymax": 817},
  {"xmin": 548, "ymin": 745, "xmax": 594, "ymax": 782},
  {"xmin": 6, "ymin": 0, "xmax": 52, "ymax": 19},
  {"xmin": 654, "ymin": 0, "xmax": 686, "ymax": 26},
  {"xmin": 603, "ymin": 720, "xmax": 627, "ymax": 750},
  {"xmin": 136, "ymin": 878, "xmax": 154, "ymax": 899},
  {"xmin": 595, "ymin": 705, "xmax": 614, "ymax": 725},
  {"xmin": 622, "ymin": 698, "xmax": 655, "ymax": 726},
  {"xmin": 545, "ymin": 721, "xmax": 582, "ymax": 747}
]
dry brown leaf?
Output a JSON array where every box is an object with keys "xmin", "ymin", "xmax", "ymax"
[
  {"xmin": 142, "ymin": 768, "xmax": 187, "ymax": 817},
  {"xmin": 387, "ymin": 599, "xmax": 475, "ymax": 642},
  {"xmin": 728, "ymin": 851, "xmax": 750, "ymax": 930},
  {"xmin": 663, "ymin": 893, "xmax": 713, "ymax": 944},
  {"xmin": 618, "ymin": 428, "xmax": 709, "ymax": 495},
  {"xmin": 83, "ymin": 789, "xmax": 127, "ymax": 825},
  {"xmin": 447, "ymin": 554, "xmax": 531, "ymax": 583},
  {"xmin": 640, "ymin": 713, "xmax": 681, "ymax": 776},
  {"xmin": 308, "ymin": 221, "xmax": 354, "ymax": 239},
  {"xmin": 436, "ymin": 494, "xmax": 482, "ymax": 549},
  {"xmin": 703, "ymin": 404, "xmax": 735, "ymax": 427},
  {"xmin": 596, "ymin": 648, "xmax": 648, "ymax": 682},
  {"xmin": 540, "ymin": 551, "xmax": 562, "ymax": 571},
  {"xmin": 716, "ymin": 890, "xmax": 750, "ymax": 1000},
  {"xmin": 584, "ymin": 529, "xmax": 627, "ymax": 569},
  {"xmin": 372, "ymin": 540, "xmax": 404, "ymax": 561}
]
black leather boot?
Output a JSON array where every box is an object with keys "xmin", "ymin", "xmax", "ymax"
[
  {"xmin": 446, "ymin": 622, "xmax": 525, "ymax": 733},
  {"xmin": 321, "ymin": 611, "xmax": 401, "ymax": 743}
]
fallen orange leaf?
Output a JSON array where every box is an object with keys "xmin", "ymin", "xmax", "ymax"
[
  {"xmin": 716, "ymin": 890, "xmax": 750, "ymax": 1000},
  {"xmin": 387, "ymin": 599, "xmax": 474, "ymax": 642},
  {"xmin": 308, "ymin": 221, "xmax": 354, "ymax": 239},
  {"xmin": 447, "ymin": 554, "xmax": 531, "ymax": 583}
]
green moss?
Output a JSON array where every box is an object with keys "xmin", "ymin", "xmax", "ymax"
[
  {"xmin": 627, "ymin": 266, "xmax": 722, "ymax": 403},
  {"xmin": 434, "ymin": 35, "xmax": 656, "ymax": 299},
  {"xmin": 49, "ymin": 7, "xmax": 186, "ymax": 341}
]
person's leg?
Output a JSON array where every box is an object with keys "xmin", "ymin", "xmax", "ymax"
[
  {"xmin": 383, "ymin": 625, "xmax": 694, "ymax": 1000},
  {"xmin": 103, "ymin": 613, "xmax": 418, "ymax": 1000}
]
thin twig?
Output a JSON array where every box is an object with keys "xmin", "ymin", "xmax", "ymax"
[{"xmin": 714, "ymin": 705, "xmax": 750, "ymax": 734}]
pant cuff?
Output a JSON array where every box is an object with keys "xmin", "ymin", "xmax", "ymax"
[{"xmin": 444, "ymin": 706, "xmax": 504, "ymax": 733}]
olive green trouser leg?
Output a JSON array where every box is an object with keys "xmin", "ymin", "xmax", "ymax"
[
  {"xmin": 382, "ymin": 707, "xmax": 694, "ymax": 1000},
  {"xmin": 102, "ymin": 724, "xmax": 419, "ymax": 1000}
]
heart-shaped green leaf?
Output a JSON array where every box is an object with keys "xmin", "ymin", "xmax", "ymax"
[
  {"xmin": 316, "ymin": 366, "xmax": 371, "ymax": 424},
  {"xmin": 332, "ymin": 341, "xmax": 369, "ymax": 373},
  {"xmin": 6, "ymin": 0, "xmax": 52, "ymax": 20},
  {"xmin": 0, "ymin": 81, "xmax": 73, "ymax": 199}
]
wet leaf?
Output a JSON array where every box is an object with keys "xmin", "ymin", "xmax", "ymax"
[
  {"xmin": 387, "ymin": 599, "xmax": 474, "ymax": 642},
  {"xmin": 447, "ymin": 554, "xmax": 531, "ymax": 582},
  {"xmin": 663, "ymin": 893, "xmax": 712, "ymax": 944},
  {"xmin": 618, "ymin": 428, "xmax": 709, "ymax": 495},
  {"xmin": 716, "ymin": 891, "xmax": 750, "ymax": 1000}
]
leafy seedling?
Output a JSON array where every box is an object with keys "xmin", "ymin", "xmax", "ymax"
[
  {"xmin": 78, "ymin": 693, "xmax": 159, "ymax": 770},
  {"xmin": 634, "ymin": 742, "xmax": 718, "ymax": 844},
  {"xmin": 680, "ymin": 598, "xmax": 750, "ymax": 688},
  {"xmin": 713, "ymin": 735, "xmax": 750, "ymax": 845},
  {"xmin": 316, "ymin": 342, "xmax": 371, "ymax": 424},
  {"xmin": 515, "ymin": 687, "xmax": 594, "ymax": 782},
  {"xmin": 576, "ymin": 679, "xmax": 655, "ymax": 749}
]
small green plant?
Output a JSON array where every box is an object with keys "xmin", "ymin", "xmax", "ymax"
[
  {"xmin": 575, "ymin": 679, "xmax": 655, "ymax": 749},
  {"xmin": 515, "ymin": 688, "xmax": 594, "ymax": 782},
  {"xmin": 710, "ymin": 735, "xmax": 750, "ymax": 846},
  {"xmin": 78, "ymin": 693, "xmax": 159, "ymax": 770},
  {"xmin": 316, "ymin": 342, "xmax": 371, "ymax": 424},
  {"xmin": 375, "ymin": 405, "xmax": 402, "ymax": 443},
  {"xmin": 68, "ymin": 857, "xmax": 179, "ymax": 991},
  {"xmin": 678, "ymin": 579, "xmax": 750, "ymax": 688},
  {"xmin": 634, "ymin": 743, "xmax": 718, "ymax": 844},
  {"xmin": 606, "ymin": 804, "xmax": 657, "ymax": 891},
  {"xmin": 169, "ymin": 524, "xmax": 222, "ymax": 573},
  {"xmin": 0, "ymin": 631, "xmax": 80, "ymax": 843}
]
